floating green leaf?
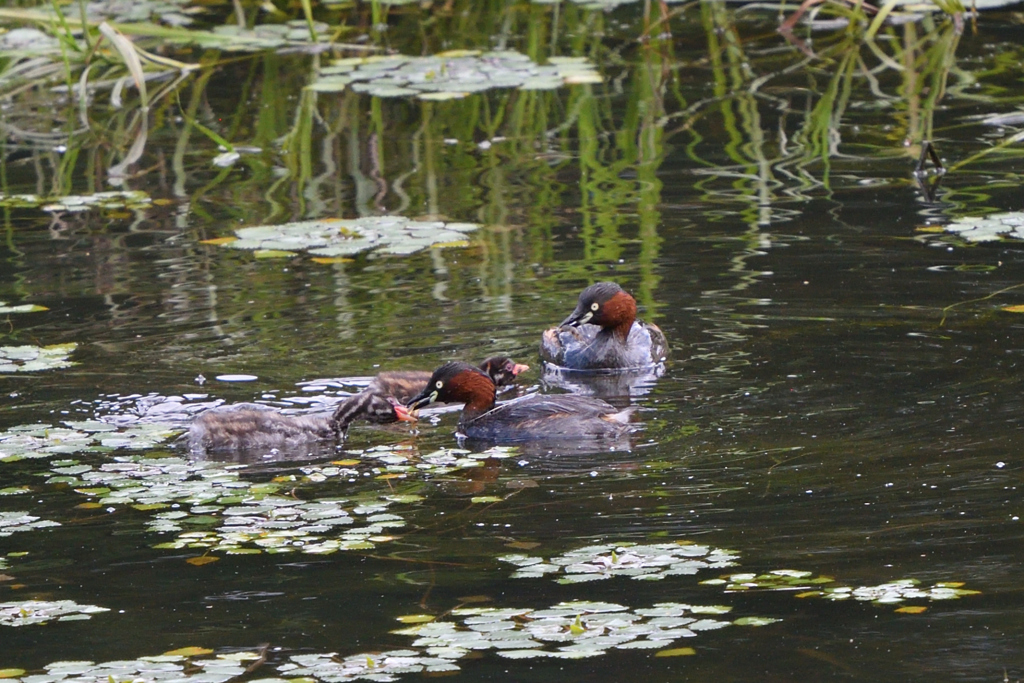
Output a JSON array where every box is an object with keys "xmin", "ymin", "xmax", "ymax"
[{"xmin": 0, "ymin": 303, "xmax": 47, "ymax": 315}]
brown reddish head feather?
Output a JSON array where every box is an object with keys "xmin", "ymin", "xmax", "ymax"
[{"xmin": 599, "ymin": 290, "xmax": 637, "ymax": 341}]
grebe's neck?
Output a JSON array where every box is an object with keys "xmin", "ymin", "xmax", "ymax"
[
  {"xmin": 602, "ymin": 290, "xmax": 637, "ymax": 342},
  {"xmin": 450, "ymin": 370, "xmax": 497, "ymax": 419}
]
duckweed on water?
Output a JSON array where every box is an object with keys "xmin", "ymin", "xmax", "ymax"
[
  {"xmin": 310, "ymin": 51, "xmax": 601, "ymax": 100},
  {"xmin": 0, "ymin": 345, "xmax": 77, "ymax": 373},
  {"xmin": 703, "ymin": 571, "xmax": 981, "ymax": 604},
  {"xmin": 0, "ymin": 512, "xmax": 60, "ymax": 538},
  {"xmin": 499, "ymin": 541, "xmax": 741, "ymax": 583},
  {"xmin": 0, "ymin": 601, "xmax": 110, "ymax": 627},
  {"xmin": 0, "ymin": 421, "xmax": 179, "ymax": 462},
  {"xmin": 219, "ymin": 217, "xmax": 479, "ymax": 258}
]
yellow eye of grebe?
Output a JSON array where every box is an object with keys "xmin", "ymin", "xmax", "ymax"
[
  {"xmin": 435, "ymin": 380, "xmax": 444, "ymax": 389},
  {"xmin": 590, "ymin": 302, "xmax": 599, "ymax": 311}
]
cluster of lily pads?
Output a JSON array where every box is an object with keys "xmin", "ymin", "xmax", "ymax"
[
  {"xmin": 211, "ymin": 20, "xmax": 335, "ymax": 51},
  {"xmin": 924, "ymin": 211, "xmax": 1024, "ymax": 243},
  {"xmin": 0, "ymin": 421, "xmax": 179, "ymax": 463},
  {"xmin": 278, "ymin": 650, "xmax": 460, "ymax": 681},
  {"xmin": 217, "ymin": 216, "xmax": 479, "ymax": 258},
  {"xmin": 46, "ymin": 455, "xmax": 413, "ymax": 556},
  {"xmin": 0, "ymin": 600, "xmax": 110, "ymax": 627},
  {"xmin": 310, "ymin": 51, "xmax": 601, "ymax": 100},
  {"xmin": 0, "ymin": 511, "xmax": 59, "ymax": 540},
  {"xmin": 0, "ymin": 191, "xmax": 152, "ymax": 213},
  {"xmin": 151, "ymin": 496, "xmax": 406, "ymax": 555},
  {"xmin": 499, "ymin": 541, "xmax": 740, "ymax": 583},
  {"xmin": 0, "ymin": 650, "xmax": 254, "ymax": 683},
  {"xmin": 0, "ymin": 344, "xmax": 77, "ymax": 373},
  {"xmin": 702, "ymin": 571, "xmax": 981, "ymax": 604},
  {"xmin": 391, "ymin": 600, "xmax": 776, "ymax": 660},
  {"xmin": 300, "ymin": 444, "xmax": 517, "ymax": 482},
  {"xmin": 0, "ymin": 512, "xmax": 60, "ymax": 538}
]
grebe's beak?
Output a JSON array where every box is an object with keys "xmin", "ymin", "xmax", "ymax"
[
  {"xmin": 511, "ymin": 362, "xmax": 530, "ymax": 376},
  {"xmin": 406, "ymin": 389, "xmax": 438, "ymax": 411},
  {"xmin": 560, "ymin": 304, "xmax": 592, "ymax": 327},
  {"xmin": 387, "ymin": 397, "xmax": 418, "ymax": 422}
]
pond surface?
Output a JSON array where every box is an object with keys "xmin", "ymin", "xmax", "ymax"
[{"xmin": 2, "ymin": 2, "xmax": 1024, "ymax": 681}]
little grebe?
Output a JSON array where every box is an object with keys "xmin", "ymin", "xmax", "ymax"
[
  {"xmin": 331, "ymin": 355, "xmax": 528, "ymax": 433},
  {"xmin": 406, "ymin": 361, "xmax": 635, "ymax": 442},
  {"xmin": 189, "ymin": 356, "xmax": 527, "ymax": 452},
  {"xmin": 540, "ymin": 282, "xmax": 667, "ymax": 370}
]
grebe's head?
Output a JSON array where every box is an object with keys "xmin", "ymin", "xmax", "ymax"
[
  {"xmin": 406, "ymin": 361, "xmax": 496, "ymax": 411},
  {"xmin": 560, "ymin": 282, "xmax": 637, "ymax": 336},
  {"xmin": 478, "ymin": 356, "xmax": 530, "ymax": 387}
]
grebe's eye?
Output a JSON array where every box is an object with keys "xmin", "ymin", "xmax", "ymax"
[
  {"xmin": 590, "ymin": 302, "xmax": 599, "ymax": 311},
  {"xmin": 435, "ymin": 380, "xmax": 444, "ymax": 389}
]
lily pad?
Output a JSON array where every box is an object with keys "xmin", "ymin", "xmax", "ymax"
[
  {"xmin": 0, "ymin": 344, "xmax": 77, "ymax": 373},
  {"xmin": 310, "ymin": 50, "xmax": 601, "ymax": 100}
]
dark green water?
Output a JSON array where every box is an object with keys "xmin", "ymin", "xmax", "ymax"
[{"xmin": 2, "ymin": 3, "xmax": 1024, "ymax": 681}]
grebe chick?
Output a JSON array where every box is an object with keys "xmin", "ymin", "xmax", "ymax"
[
  {"xmin": 540, "ymin": 282, "xmax": 667, "ymax": 370},
  {"xmin": 188, "ymin": 399, "xmax": 413, "ymax": 453}
]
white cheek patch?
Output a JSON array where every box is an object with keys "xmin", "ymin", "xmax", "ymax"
[
  {"xmin": 578, "ymin": 312, "xmax": 593, "ymax": 324},
  {"xmin": 429, "ymin": 390, "xmax": 439, "ymax": 404}
]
